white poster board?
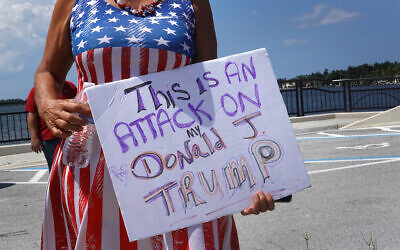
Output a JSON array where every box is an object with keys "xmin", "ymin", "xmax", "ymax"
[{"xmin": 86, "ymin": 48, "xmax": 310, "ymax": 241}]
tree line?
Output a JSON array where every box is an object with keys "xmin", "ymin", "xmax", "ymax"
[
  {"xmin": 0, "ymin": 98, "xmax": 25, "ymax": 105},
  {"xmin": 278, "ymin": 61, "xmax": 400, "ymax": 82}
]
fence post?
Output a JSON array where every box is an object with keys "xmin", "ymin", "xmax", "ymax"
[
  {"xmin": 348, "ymin": 82, "xmax": 353, "ymax": 112},
  {"xmin": 296, "ymin": 81, "xmax": 304, "ymax": 116},
  {"xmin": 343, "ymin": 81, "xmax": 348, "ymax": 112}
]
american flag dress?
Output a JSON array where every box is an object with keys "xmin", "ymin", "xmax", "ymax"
[{"xmin": 41, "ymin": 0, "xmax": 239, "ymax": 249}]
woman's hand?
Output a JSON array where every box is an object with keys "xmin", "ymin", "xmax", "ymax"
[
  {"xmin": 241, "ymin": 191, "xmax": 275, "ymax": 216},
  {"xmin": 39, "ymin": 98, "xmax": 91, "ymax": 138}
]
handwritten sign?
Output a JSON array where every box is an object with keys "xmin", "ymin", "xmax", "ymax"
[{"xmin": 86, "ymin": 48, "xmax": 310, "ymax": 241}]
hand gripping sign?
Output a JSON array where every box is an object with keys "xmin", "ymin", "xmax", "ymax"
[{"xmin": 86, "ymin": 48, "xmax": 311, "ymax": 241}]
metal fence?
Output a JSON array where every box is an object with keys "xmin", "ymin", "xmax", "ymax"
[
  {"xmin": 0, "ymin": 112, "xmax": 30, "ymax": 143},
  {"xmin": 279, "ymin": 76, "xmax": 400, "ymax": 116},
  {"xmin": 1, "ymin": 76, "xmax": 399, "ymax": 143}
]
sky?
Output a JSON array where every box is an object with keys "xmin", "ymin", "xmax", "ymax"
[{"xmin": 0, "ymin": 0, "xmax": 399, "ymax": 100}]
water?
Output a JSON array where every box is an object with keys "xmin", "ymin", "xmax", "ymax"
[{"xmin": 0, "ymin": 103, "xmax": 26, "ymax": 113}]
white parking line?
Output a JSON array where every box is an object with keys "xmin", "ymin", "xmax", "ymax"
[
  {"xmin": 308, "ymin": 158, "xmax": 400, "ymax": 175},
  {"xmin": 336, "ymin": 142, "xmax": 390, "ymax": 150},
  {"xmin": 0, "ymin": 182, "xmax": 47, "ymax": 185},
  {"xmin": 28, "ymin": 170, "xmax": 47, "ymax": 183},
  {"xmin": 374, "ymin": 126, "xmax": 400, "ymax": 133}
]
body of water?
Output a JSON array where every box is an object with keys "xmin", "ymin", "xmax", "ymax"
[{"xmin": 0, "ymin": 103, "xmax": 26, "ymax": 113}]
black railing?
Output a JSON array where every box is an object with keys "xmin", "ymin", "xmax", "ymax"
[
  {"xmin": 279, "ymin": 76, "xmax": 400, "ymax": 116},
  {"xmin": 0, "ymin": 112, "xmax": 30, "ymax": 143},
  {"xmin": 0, "ymin": 77, "xmax": 399, "ymax": 143}
]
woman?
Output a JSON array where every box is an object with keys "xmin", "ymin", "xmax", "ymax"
[{"xmin": 35, "ymin": 0, "xmax": 275, "ymax": 249}]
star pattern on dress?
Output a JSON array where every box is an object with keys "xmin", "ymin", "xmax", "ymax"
[
  {"xmin": 91, "ymin": 8, "xmax": 99, "ymax": 15},
  {"xmin": 129, "ymin": 18, "xmax": 138, "ymax": 24},
  {"xmin": 150, "ymin": 18, "xmax": 160, "ymax": 25},
  {"xmin": 87, "ymin": 0, "xmax": 97, "ymax": 6},
  {"xmin": 163, "ymin": 27, "xmax": 176, "ymax": 35},
  {"xmin": 75, "ymin": 30, "xmax": 83, "ymax": 38},
  {"xmin": 108, "ymin": 17, "xmax": 119, "ymax": 23},
  {"xmin": 71, "ymin": 0, "xmax": 195, "ymax": 57},
  {"xmin": 154, "ymin": 37, "xmax": 169, "ymax": 46},
  {"xmin": 168, "ymin": 20, "xmax": 178, "ymax": 26},
  {"xmin": 105, "ymin": 8, "xmax": 114, "ymax": 15},
  {"xmin": 171, "ymin": 3, "xmax": 181, "ymax": 8},
  {"xmin": 114, "ymin": 25, "xmax": 127, "ymax": 32},
  {"xmin": 90, "ymin": 17, "xmax": 100, "ymax": 24},
  {"xmin": 181, "ymin": 42, "xmax": 190, "ymax": 52},
  {"xmin": 77, "ymin": 40, "xmax": 87, "ymax": 49},
  {"xmin": 184, "ymin": 31, "xmax": 192, "ymax": 40},
  {"xmin": 91, "ymin": 25, "xmax": 104, "ymax": 33},
  {"xmin": 97, "ymin": 35, "xmax": 112, "ymax": 44},
  {"xmin": 126, "ymin": 34, "xmax": 142, "ymax": 43},
  {"xmin": 78, "ymin": 11, "xmax": 85, "ymax": 19},
  {"xmin": 142, "ymin": 26, "xmax": 152, "ymax": 33}
]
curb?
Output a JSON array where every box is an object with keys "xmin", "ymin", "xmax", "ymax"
[
  {"xmin": 290, "ymin": 111, "xmax": 379, "ymax": 123},
  {"xmin": 0, "ymin": 143, "xmax": 31, "ymax": 157}
]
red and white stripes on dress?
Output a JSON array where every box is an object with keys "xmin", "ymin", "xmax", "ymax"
[{"xmin": 41, "ymin": 47, "xmax": 239, "ymax": 250}]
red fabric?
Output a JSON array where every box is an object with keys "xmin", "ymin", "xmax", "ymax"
[{"xmin": 25, "ymin": 81, "xmax": 77, "ymax": 140}]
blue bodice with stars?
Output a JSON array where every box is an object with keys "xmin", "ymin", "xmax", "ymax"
[{"xmin": 70, "ymin": 0, "xmax": 195, "ymax": 58}]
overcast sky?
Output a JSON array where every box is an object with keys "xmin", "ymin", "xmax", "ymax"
[{"xmin": 1, "ymin": 0, "xmax": 399, "ymax": 100}]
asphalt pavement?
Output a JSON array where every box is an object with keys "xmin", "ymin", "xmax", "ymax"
[{"xmin": 1, "ymin": 115, "xmax": 399, "ymax": 249}]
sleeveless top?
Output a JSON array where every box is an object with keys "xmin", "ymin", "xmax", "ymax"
[{"xmin": 41, "ymin": 0, "xmax": 240, "ymax": 249}]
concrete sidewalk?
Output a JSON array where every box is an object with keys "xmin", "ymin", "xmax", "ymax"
[
  {"xmin": 0, "ymin": 111, "xmax": 379, "ymax": 170},
  {"xmin": 290, "ymin": 111, "xmax": 379, "ymax": 134}
]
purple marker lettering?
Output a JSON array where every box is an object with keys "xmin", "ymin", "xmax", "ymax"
[
  {"xmin": 136, "ymin": 88, "xmax": 146, "ymax": 113},
  {"xmin": 131, "ymin": 152, "xmax": 163, "ymax": 179},
  {"xmin": 220, "ymin": 93, "xmax": 238, "ymax": 117},
  {"xmin": 157, "ymin": 108, "xmax": 176, "ymax": 137},
  {"xmin": 225, "ymin": 61, "xmax": 241, "ymax": 84},
  {"xmin": 129, "ymin": 118, "xmax": 147, "ymax": 144},
  {"xmin": 149, "ymin": 85, "xmax": 171, "ymax": 110},
  {"xmin": 187, "ymin": 99, "xmax": 212, "ymax": 125},
  {"xmin": 177, "ymin": 140, "xmax": 193, "ymax": 169},
  {"xmin": 143, "ymin": 182, "xmax": 178, "ymax": 216},
  {"xmin": 241, "ymin": 56, "xmax": 256, "ymax": 82},
  {"xmin": 173, "ymin": 109, "xmax": 195, "ymax": 129},
  {"xmin": 114, "ymin": 122, "xmax": 138, "ymax": 153},
  {"xmin": 238, "ymin": 83, "xmax": 261, "ymax": 112},
  {"xmin": 196, "ymin": 77, "xmax": 207, "ymax": 95},
  {"xmin": 203, "ymin": 71, "xmax": 219, "ymax": 88},
  {"xmin": 143, "ymin": 113, "xmax": 158, "ymax": 139}
]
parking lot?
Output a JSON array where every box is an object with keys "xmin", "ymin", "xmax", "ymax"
[{"xmin": 1, "ymin": 126, "xmax": 400, "ymax": 249}]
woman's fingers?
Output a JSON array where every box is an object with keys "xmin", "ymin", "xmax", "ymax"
[
  {"xmin": 54, "ymin": 117, "xmax": 84, "ymax": 132},
  {"xmin": 40, "ymin": 99, "xmax": 92, "ymax": 138},
  {"xmin": 63, "ymin": 100, "xmax": 92, "ymax": 118},
  {"xmin": 241, "ymin": 191, "xmax": 275, "ymax": 216},
  {"xmin": 265, "ymin": 192, "xmax": 275, "ymax": 211},
  {"xmin": 252, "ymin": 192, "xmax": 261, "ymax": 215},
  {"xmin": 49, "ymin": 125, "xmax": 72, "ymax": 138},
  {"xmin": 258, "ymin": 191, "xmax": 268, "ymax": 212}
]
